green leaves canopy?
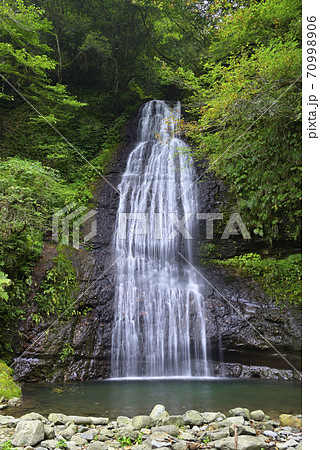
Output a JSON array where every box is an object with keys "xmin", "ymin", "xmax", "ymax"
[{"xmin": 158, "ymin": 0, "xmax": 302, "ymax": 244}]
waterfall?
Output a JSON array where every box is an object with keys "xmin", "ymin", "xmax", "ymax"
[{"xmin": 111, "ymin": 100, "xmax": 209, "ymax": 378}]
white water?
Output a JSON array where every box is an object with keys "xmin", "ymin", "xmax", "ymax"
[{"xmin": 111, "ymin": 100, "xmax": 209, "ymax": 378}]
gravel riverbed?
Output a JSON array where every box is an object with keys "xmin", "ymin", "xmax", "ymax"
[{"xmin": 0, "ymin": 405, "xmax": 302, "ymax": 450}]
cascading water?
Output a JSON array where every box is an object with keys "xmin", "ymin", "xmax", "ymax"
[{"xmin": 111, "ymin": 100, "xmax": 209, "ymax": 378}]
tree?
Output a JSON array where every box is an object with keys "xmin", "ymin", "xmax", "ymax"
[
  {"xmin": 157, "ymin": 0, "xmax": 302, "ymax": 244},
  {"xmin": 0, "ymin": 0, "xmax": 84, "ymax": 120}
]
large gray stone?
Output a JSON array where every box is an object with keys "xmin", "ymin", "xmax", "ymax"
[
  {"xmin": 20, "ymin": 413, "xmax": 47, "ymax": 423},
  {"xmin": 151, "ymin": 426, "xmax": 180, "ymax": 437},
  {"xmin": 146, "ymin": 432, "xmax": 170, "ymax": 442},
  {"xmin": 100, "ymin": 427, "xmax": 115, "ymax": 438},
  {"xmin": 44, "ymin": 425, "xmax": 55, "ymax": 440},
  {"xmin": 132, "ymin": 415, "xmax": 152, "ymax": 430},
  {"xmin": 150, "ymin": 405, "xmax": 167, "ymax": 422},
  {"xmin": 178, "ymin": 432, "xmax": 195, "ymax": 441},
  {"xmin": 214, "ymin": 435, "xmax": 267, "ymax": 450},
  {"xmin": 162, "ymin": 415, "xmax": 184, "ymax": 427},
  {"xmin": 48, "ymin": 413, "xmax": 67, "ymax": 425},
  {"xmin": 258, "ymin": 422, "xmax": 274, "ymax": 431},
  {"xmin": 241, "ymin": 426, "xmax": 257, "ymax": 436},
  {"xmin": 87, "ymin": 442, "xmax": 107, "ymax": 450},
  {"xmin": 81, "ymin": 429, "xmax": 98, "ymax": 441},
  {"xmin": 250, "ymin": 410, "xmax": 266, "ymax": 421},
  {"xmin": 65, "ymin": 442, "xmax": 78, "ymax": 450},
  {"xmin": 39, "ymin": 439, "xmax": 59, "ymax": 449},
  {"xmin": 117, "ymin": 416, "xmax": 132, "ymax": 426},
  {"xmin": 183, "ymin": 410, "xmax": 204, "ymax": 426},
  {"xmin": 158, "ymin": 413, "xmax": 170, "ymax": 425},
  {"xmin": 71, "ymin": 435, "xmax": 88, "ymax": 445},
  {"xmin": 216, "ymin": 416, "xmax": 245, "ymax": 428},
  {"xmin": 229, "ymin": 408, "xmax": 250, "ymax": 421},
  {"xmin": 97, "ymin": 435, "xmax": 108, "ymax": 442},
  {"xmin": 201, "ymin": 412, "xmax": 226, "ymax": 423},
  {"xmin": 12, "ymin": 420, "xmax": 45, "ymax": 447},
  {"xmin": 229, "ymin": 425, "xmax": 244, "ymax": 436},
  {"xmin": 203, "ymin": 428, "xmax": 230, "ymax": 441},
  {"xmin": 65, "ymin": 415, "xmax": 92, "ymax": 425},
  {"xmin": 90, "ymin": 417, "xmax": 109, "ymax": 425},
  {"xmin": 172, "ymin": 442, "xmax": 187, "ymax": 450},
  {"xmin": 0, "ymin": 415, "xmax": 17, "ymax": 426},
  {"xmin": 61, "ymin": 425, "xmax": 77, "ymax": 440}
]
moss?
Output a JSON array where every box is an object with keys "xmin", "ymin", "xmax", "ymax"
[{"xmin": 0, "ymin": 360, "xmax": 22, "ymax": 400}]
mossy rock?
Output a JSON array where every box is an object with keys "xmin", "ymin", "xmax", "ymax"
[
  {"xmin": 0, "ymin": 360, "xmax": 22, "ymax": 400},
  {"xmin": 279, "ymin": 414, "xmax": 302, "ymax": 429}
]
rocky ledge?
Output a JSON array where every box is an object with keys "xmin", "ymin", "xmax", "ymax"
[
  {"xmin": 0, "ymin": 397, "xmax": 22, "ymax": 411},
  {"xmin": 0, "ymin": 404, "xmax": 302, "ymax": 450}
]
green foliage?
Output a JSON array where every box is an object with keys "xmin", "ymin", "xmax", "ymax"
[
  {"xmin": 158, "ymin": 0, "xmax": 302, "ymax": 246},
  {"xmin": 117, "ymin": 433, "xmax": 143, "ymax": 447},
  {"xmin": 0, "ymin": 158, "xmax": 71, "ymax": 241},
  {"xmin": 0, "ymin": 157, "xmax": 71, "ymax": 287},
  {"xmin": 0, "ymin": 158, "xmax": 73, "ymax": 358},
  {"xmin": 0, "ymin": 269, "xmax": 20, "ymax": 359},
  {"xmin": 79, "ymin": 31, "xmax": 112, "ymax": 70},
  {"xmin": 35, "ymin": 247, "xmax": 78, "ymax": 317},
  {"xmin": 0, "ymin": 0, "xmax": 85, "ymax": 116},
  {"xmin": 61, "ymin": 112, "xmax": 130, "ymax": 204},
  {"xmin": 59, "ymin": 343, "xmax": 75, "ymax": 363},
  {"xmin": 214, "ymin": 253, "xmax": 302, "ymax": 305},
  {"xmin": 117, "ymin": 436, "xmax": 132, "ymax": 447},
  {"xmin": 1, "ymin": 441, "xmax": 14, "ymax": 450},
  {"xmin": 0, "ymin": 360, "xmax": 22, "ymax": 399},
  {"xmin": 0, "ymin": 0, "xmax": 54, "ymax": 99},
  {"xmin": 57, "ymin": 439, "xmax": 68, "ymax": 449},
  {"xmin": 0, "ymin": 271, "xmax": 11, "ymax": 302},
  {"xmin": 79, "ymin": 114, "xmax": 128, "ymax": 182}
]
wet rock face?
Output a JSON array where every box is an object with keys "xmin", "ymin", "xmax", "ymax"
[
  {"xmin": 201, "ymin": 265, "xmax": 302, "ymax": 379},
  {"xmin": 190, "ymin": 160, "xmax": 302, "ymax": 379},
  {"xmin": 15, "ymin": 106, "xmax": 301, "ymax": 382}
]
